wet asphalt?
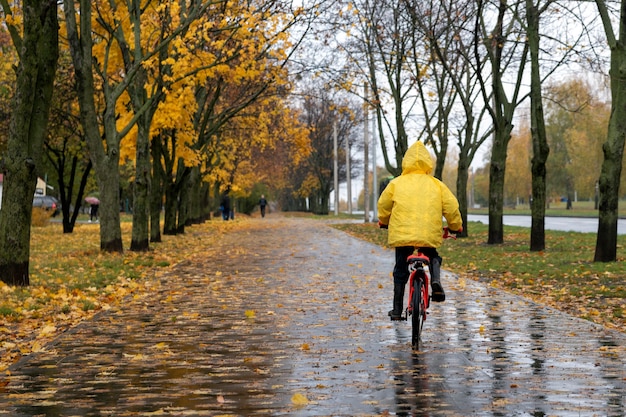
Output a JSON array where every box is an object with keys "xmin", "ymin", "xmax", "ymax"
[{"xmin": 1, "ymin": 217, "xmax": 625, "ymax": 416}]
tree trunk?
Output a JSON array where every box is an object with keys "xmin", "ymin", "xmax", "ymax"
[
  {"xmin": 163, "ymin": 184, "xmax": 179, "ymax": 236},
  {"xmin": 488, "ymin": 130, "xmax": 509, "ymax": 244},
  {"xmin": 320, "ymin": 192, "xmax": 329, "ymax": 215},
  {"xmin": 186, "ymin": 167, "xmax": 202, "ymax": 225},
  {"xmin": 527, "ymin": 0, "xmax": 549, "ymax": 252},
  {"xmin": 131, "ymin": 113, "xmax": 151, "ymax": 251},
  {"xmin": 594, "ymin": 98, "xmax": 626, "ymax": 262},
  {"xmin": 200, "ymin": 182, "xmax": 211, "ymax": 221},
  {"xmin": 59, "ymin": 156, "xmax": 92, "ymax": 234},
  {"xmin": 161, "ymin": 132, "xmax": 181, "ymax": 235},
  {"xmin": 150, "ymin": 136, "xmax": 164, "ymax": 243},
  {"xmin": 530, "ymin": 151, "xmax": 548, "ymax": 251},
  {"xmin": 595, "ymin": 149, "xmax": 621, "ymax": 261},
  {"xmin": 97, "ymin": 149, "xmax": 124, "ymax": 252},
  {"xmin": 0, "ymin": 0, "xmax": 58, "ymax": 286},
  {"xmin": 456, "ymin": 153, "xmax": 470, "ymax": 238},
  {"xmin": 177, "ymin": 172, "xmax": 190, "ymax": 234}
]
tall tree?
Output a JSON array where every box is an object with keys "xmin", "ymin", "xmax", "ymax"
[
  {"xmin": 525, "ymin": 0, "xmax": 592, "ymax": 250},
  {"xmin": 0, "ymin": 0, "xmax": 58, "ymax": 286},
  {"xmin": 98, "ymin": 0, "xmax": 165, "ymax": 252},
  {"xmin": 526, "ymin": 0, "xmax": 550, "ymax": 251},
  {"xmin": 337, "ymin": 0, "xmax": 417, "ymax": 176},
  {"xmin": 405, "ymin": 0, "xmax": 459, "ymax": 180},
  {"xmin": 476, "ymin": 0, "xmax": 529, "ymax": 245},
  {"xmin": 412, "ymin": 0, "xmax": 492, "ymax": 237},
  {"xmin": 64, "ymin": 0, "xmax": 213, "ymax": 252},
  {"xmin": 63, "ymin": 0, "xmax": 125, "ymax": 252},
  {"xmin": 594, "ymin": 0, "xmax": 626, "ymax": 261}
]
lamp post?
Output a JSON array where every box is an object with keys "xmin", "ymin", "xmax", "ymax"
[
  {"xmin": 333, "ymin": 121, "xmax": 338, "ymax": 216},
  {"xmin": 363, "ymin": 84, "xmax": 370, "ymax": 222}
]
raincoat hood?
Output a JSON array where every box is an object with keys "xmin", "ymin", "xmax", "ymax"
[
  {"xmin": 377, "ymin": 140, "xmax": 462, "ymax": 248},
  {"xmin": 401, "ymin": 141, "xmax": 433, "ymax": 175}
]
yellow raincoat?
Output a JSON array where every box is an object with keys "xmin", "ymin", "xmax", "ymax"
[{"xmin": 377, "ymin": 141, "xmax": 463, "ymax": 248}]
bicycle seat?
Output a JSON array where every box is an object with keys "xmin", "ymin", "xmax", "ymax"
[{"xmin": 407, "ymin": 253, "xmax": 429, "ymax": 265}]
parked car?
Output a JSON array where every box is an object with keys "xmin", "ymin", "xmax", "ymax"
[{"xmin": 33, "ymin": 195, "xmax": 60, "ymax": 216}]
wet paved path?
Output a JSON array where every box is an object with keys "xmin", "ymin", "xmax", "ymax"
[{"xmin": 1, "ymin": 217, "xmax": 625, "ymax": 416}]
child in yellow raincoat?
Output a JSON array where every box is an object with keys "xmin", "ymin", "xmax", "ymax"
[{"xmin": 377, "ymin": 141, "xmax": 463, "ymax": 320}]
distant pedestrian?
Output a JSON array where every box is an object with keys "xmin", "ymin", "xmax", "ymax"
[
  {"xmin": 259, "ymin": 195, "xmax": 267, "ymax": 218},
  {"xmin": 221, "ymin": 193, "xmax": 231, "ymax": 221},
  {"xmin": 90, "ymin": 203, "xmax": 99, "ymax": 222}
]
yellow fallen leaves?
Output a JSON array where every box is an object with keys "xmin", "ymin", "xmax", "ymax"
[
  {"xmin": 37, "ymin": 324, "xmax": 57, "ymax": 338},
  {"xmin": 30, "ymin": 340, "xmax": 46, "ymax": 353},
  {"xmin": 123, "ymin": 353, "xmax": 147, "ymax": 361},
  {"xmin": 291, "ymin": 392, "xmax": 309, "ymax": 405},
  {"xmin": 0, "ymin": 218, "xmax": 232, "ymax": 372},
  {"xmin": 151, "ymin": 342, "xmax": 169, "ymax": 350}
]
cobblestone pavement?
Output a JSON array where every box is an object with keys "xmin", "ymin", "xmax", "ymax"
[{"xmin": 1, "ymin": 217, "xmax": 625, "ymax": 416}]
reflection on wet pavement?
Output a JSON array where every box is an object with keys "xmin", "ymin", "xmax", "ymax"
[{"xmin": 1, "ymin": 218, "xmax": 625, "ymax": 416}]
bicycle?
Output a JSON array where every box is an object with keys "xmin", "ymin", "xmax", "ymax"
[{"xmin": 394, "ymin": 227, "xmax": 457, "ymax": 350}]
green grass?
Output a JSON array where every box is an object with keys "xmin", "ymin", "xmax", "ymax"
[{"xmin": 0, "ymin": 306, "xmax": 18, "ymax": 317}]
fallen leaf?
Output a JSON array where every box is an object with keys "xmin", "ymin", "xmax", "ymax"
[
  {"xmin": 152, "ymin": 342, "xmax": 168, "ymax": 350},
  {"xmin": 291, "ymin": 392, "xmax": 309, "ymax": 405},
  {"xmin": 37, "ymin": 324, "xmax": 56, "ymax": 338}
]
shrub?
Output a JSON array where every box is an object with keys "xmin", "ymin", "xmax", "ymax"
[{"xmin": 32, "ymin": 207, "xmax": 53, "ymax": 227}]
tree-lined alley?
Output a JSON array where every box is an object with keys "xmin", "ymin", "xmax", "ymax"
[{"xmin": 2, "ymin": 0, "xmax": 626, "ymax": 287}]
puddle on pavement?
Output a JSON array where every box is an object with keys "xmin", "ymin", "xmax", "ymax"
[{"xmin": 382, "ymin": 276, "xmax": 626, "ymax": 416}]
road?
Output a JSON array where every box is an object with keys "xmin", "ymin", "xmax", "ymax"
[{"xmin": 469, "ymin": 214, "xmax": 626, "ymax": 234}]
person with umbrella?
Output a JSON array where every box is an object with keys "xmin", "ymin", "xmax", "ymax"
[{"xmin": 85, "ymin": 196, "xmax": 100, "ymax": 222}]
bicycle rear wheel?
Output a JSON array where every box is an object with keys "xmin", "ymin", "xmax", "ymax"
[{"xmin": 411, "ymin": 276, "xmax": 425, "ymax": 350}]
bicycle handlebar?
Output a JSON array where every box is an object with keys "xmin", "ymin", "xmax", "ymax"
[{"xmin": 443, "ymin": 227, "xmax": 460, "ymax": 240}]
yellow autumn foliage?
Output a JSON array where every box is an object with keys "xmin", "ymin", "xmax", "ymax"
[{"xmin": 79, "ymin": 0, "xmax": 304, "ymax": 186}]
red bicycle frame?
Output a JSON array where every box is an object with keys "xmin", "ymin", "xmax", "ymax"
[{"xmin": 406, "ymin": 253, "xmax": 430, "ymax": 317}]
